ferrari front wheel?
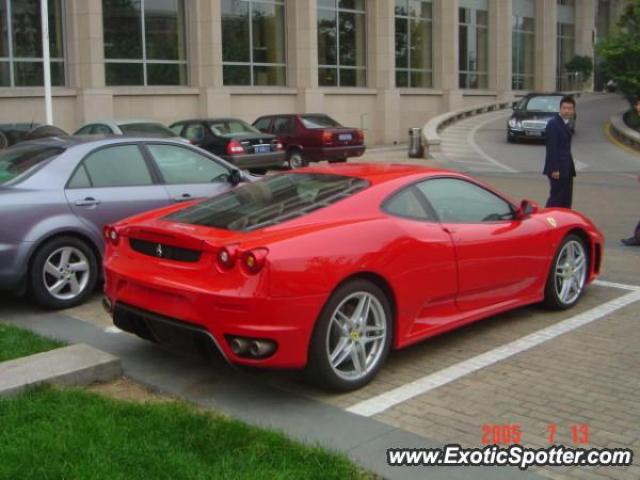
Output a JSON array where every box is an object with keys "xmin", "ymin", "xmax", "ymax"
[
  {"xmin": 544, "ymin": 234, "xmax": 588, "ymax": 310},
  {"xmin": 306, "ymin": 280, "xmax": 392, "ymax": 391}
]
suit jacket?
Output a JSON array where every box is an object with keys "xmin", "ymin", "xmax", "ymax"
[{"xmin": 543, "ymin": 114, "xmax": 575, "ymax": 178}]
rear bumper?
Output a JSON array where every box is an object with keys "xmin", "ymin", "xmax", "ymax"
[
  {"xmin": 305, "ymin": 145, "xmax": 366, "ymax": 162},
  {"xmin": 0, "ymin": 240, "xmax": 32, "ymax": 291},
  {"xmin": 104, "ymin": 258, "xmax": 325, "ymax": 369},
  {"xmin": 221, "ymin": 151, "xmax": 287, "ymax": 169}
]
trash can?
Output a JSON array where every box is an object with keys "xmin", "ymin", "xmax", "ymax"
[{"xmin": 408, "ymin": 127, "xmax": 424, "ymax": 158}]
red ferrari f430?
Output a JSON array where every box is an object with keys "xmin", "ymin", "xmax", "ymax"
[{"xmin": 103, "ymin": 164, "xmax": 603, "ymax": 391}]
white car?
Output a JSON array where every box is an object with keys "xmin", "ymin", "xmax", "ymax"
[{"xmin": 74, "ymin": 119, "xmax": 188, "ymax": 143}]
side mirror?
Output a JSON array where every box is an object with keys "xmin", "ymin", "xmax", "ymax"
[
  {"xmin": 516, "ymin": 199, "xmax": 539, "ymax": 219},
  {"xmin": 229, "ymin": 169, "xmax": 242, "ymax": 186}
]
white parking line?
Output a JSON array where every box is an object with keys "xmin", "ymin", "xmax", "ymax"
[
  {"xmin": 467, "ymin": 114, "xmax": 518, "ymax": 173},
  {"xmin": 347, "ymin": 281, "xmax": 640, "ymax": 417},
  {"xmin": 105, "ymin": 326, "xmax": 123, "ymax": 334}
]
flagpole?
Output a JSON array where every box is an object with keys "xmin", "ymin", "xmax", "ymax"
[{"xmin": 41, "ymin": 0, "xmax": 53, "ymax": 125}]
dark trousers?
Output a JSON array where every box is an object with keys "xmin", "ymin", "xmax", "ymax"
[
  {"xmin": 635, "ymin": 220, "xmax": 640, "ymax": 238},
  {"xmin": 545, "ymin": 176, "xmax": 573, "ymax": 209}
]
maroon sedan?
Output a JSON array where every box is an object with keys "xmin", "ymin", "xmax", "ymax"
[{"xmin": 253, "ymin": 114, "xmax": 365, "ymax": 168}]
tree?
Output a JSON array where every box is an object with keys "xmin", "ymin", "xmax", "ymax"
[
  {"xmin": 597, "ymin": 0, "xmax": 640, "ymax": 103},
  {"xmin": 565, "ymin": 55, "xmax": 593, "ymax": 87}
]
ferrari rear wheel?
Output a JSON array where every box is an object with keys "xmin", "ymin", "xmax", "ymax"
[
  {"xmin": 306, "ymin": 279, "xmax": 392, "ymax": 391},
  {"xmin": 544, "ymin": 234, "xmax": 588, "ymax": 310}
]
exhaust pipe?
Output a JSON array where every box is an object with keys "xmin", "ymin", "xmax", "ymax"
[
  {"xmin": 101, "ymin": 296, "xmax": 112, "ymax": 314},
  {"xmin": 249, "ymin": 340, "xmax": 276, "ymax": 358},
  {"xmin": 230, "ymin": 337, "xmax": 250, "ymax": 356}
]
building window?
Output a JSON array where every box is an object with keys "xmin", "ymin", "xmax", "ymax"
[
  {"xmin": 459, "ymin": 6, "xmax": 488, "ymax": 90},
  {"xmin": 103, "ymin": 0, "xmax": 187, "ymax": 86},
  {"xmin": 222, "ymin": 0, "xmax": 286, "ymax": 87},
  {"xmin": 0, "ymin": 0, "xmax": 65, "ymax": 87},
  {"xmin": 556, "ymin": 22, "xmax": 575, "ymax": 90},
  {"xmin": 318, "ymin": 0, "xmax": 366, "ymax": 87},
  {"xmin": 512, "ymin": 15, "xmax": 534, "ymax": 90},
  {"xmin": 395, "ymin": 0, "xmax": 432, "ymax": 88}
]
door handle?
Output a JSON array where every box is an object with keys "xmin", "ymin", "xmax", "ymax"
[
  {"xmin": 74, "ymin": 197, "xmax": 101, "ymax": 207},
  {"xmin": 174, "ymin": 193, "xmax": 192, "ymax": 202}
]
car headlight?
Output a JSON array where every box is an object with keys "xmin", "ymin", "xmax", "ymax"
[{"xmin": 508, "ymin": 117, "xmax": 520, "ymax": 128}]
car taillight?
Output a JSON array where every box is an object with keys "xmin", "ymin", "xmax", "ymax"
[
  {"xmin": 241, "ymin": 248, "xmax": 269, "ymax": 275},
  {"xmin": 227, "ymin": 140, "xmax": 245, "ymax": 155},
  {"xmin": 355, "ymin": 129, "xmax": 364, "ymax": 142},
  {"xmin": 103, "ymin": 225, "xmax": 120, "ymax": 246},
  {"xmin": 217, "ymin": 246, "xmax": 237, "ymax": 270},
  {"xmin": 276, "ymin": 142, "xmax": 283, "ymax": 151},
  {"xmin": 322, "ymin": 131, "xmax": 333, "ymax": 143}
]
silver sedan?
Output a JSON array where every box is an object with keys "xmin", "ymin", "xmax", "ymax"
[{"xmin": 0, "ymin": 136, "xmax": 247, "ymax": 309}]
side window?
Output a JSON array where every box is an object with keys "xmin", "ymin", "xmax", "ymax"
[
  {"xmin": 67, "ymin": 164, "xmax": 91, "ymax": 189},
  {"xmin": 82, "ymin": 145, "xmax": 153, "ymax": 187},
  {"xmin": 91, "ymin": 124, "xmax": 112, "ymax": 135},
  {"xmin": 183, "ymin": 124, "xmax": 205, "ymax": 142},
  {"xmin": 147, "ymin": 144, "xmax": 229, "ymax": 185},
  {"xmin": 253, "ymin": 117, "xmax": 271, "ymax": 132},
  {"xmin": 170, "ymin": 124, "xmax": 184, "ymax": 136},
  {"xmin": 273, "ymin": 117, "xmax": 294, "ymax": 135},
  {"xmin": 416, "ymin": 178, "xmax": 514, "ymax": 223},
  {"xmin": 75, "ymin": 125, "xmax": 93, "ymax": 135},
  {"xmin": 383, "ymin": 187, "xmax": 432, "ymax": 221}
]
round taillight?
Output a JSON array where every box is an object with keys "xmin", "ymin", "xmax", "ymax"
[
  {"xmin": 241, "ymin": 248, "xmax": 268, "ymax": 274},
  {"xmin": 217, "ymin": 247, "xmax": 236, "ymax": 270}
]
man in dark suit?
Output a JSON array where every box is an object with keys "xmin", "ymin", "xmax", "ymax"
[{"xmin": 543, "ymin": 96, "xmax": 576, "ymax": 208}]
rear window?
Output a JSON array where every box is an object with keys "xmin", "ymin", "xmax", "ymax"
[
  {"xmin": 0, "ymin": 144, "xmax": 64, "ymax": 185},
  {"xmin": 208, "ymin": 120, "xmax": 260, "ymax": 137},
  {"xmin": 300, "ymin": 115, "xmax": 342, "ymax": 129},
  {"xmin": 524, "ymin": 96, "xmax": 562, "ymax": 112},
  {"xmin": 119, "ymin": 123, "xmax": 175, "ymax": 138},
  {"xmin": 165, "ymin": 173, "xmax": 369, "ymax": 231}
]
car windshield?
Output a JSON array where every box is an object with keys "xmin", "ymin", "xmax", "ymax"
[
  {"xmin": 165, "ymin": 173, "xmax": 369, "ymax": 231},
  {"xmin": 300, "ymin": 115, "xmax": 342, "ymax": 129},
  {"xmin": 120, "ymin": 123, "xmax": 175, "ymax": 137},
  {"xmin": 0, "ymin": 144, "xmax": 64, "ymax": 185},
  {"xmin": 208, "ymin": 120, "xmax": 260, "ymax": 137},
  {"xmin": 524, "ymin": 96, "xmax": 562, "ymax": 113}
]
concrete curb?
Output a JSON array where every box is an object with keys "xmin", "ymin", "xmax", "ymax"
[
  {"xmin": 0, "ymin": 343, "xmax": 122, "ymax": 397},
  {"xmin": 610, "ymin": 113, "xmax": 640, "ymax": 151}
]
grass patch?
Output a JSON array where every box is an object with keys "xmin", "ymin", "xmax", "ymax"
[
  {"xmin": 0, "ymin": 387, "xmax": 372, "ymax": 480},
  {"xmin": 0, "ymin": 323, "xmax": 65, "ymax": 362}
]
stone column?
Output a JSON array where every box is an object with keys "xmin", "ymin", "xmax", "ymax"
[
  {"xmin": 369, "ymin": 0, "xmax": 400, "ymax": 144},
  {"xmin": 433, "ymin": 0, "xmax": 462, "ymax": 112},
  {"xmin": 289, "ymin": 0, "xmax": 324, "ymax": 112},
  {"xmin": 575, "ymin": 0, "xmax": 595, "ymax": 91},
  {"xmin": 534, "ymin": 0, "xmax": 557, "ymax": 91},
  {"xmin": 489, "ymin": 0, "xmax": 513, "ymax": 100},
  {"xmin": 67, "ymin": 0, "xmax": 113, "ymax": 124},
  {"xmin": 195, "ymin": 0, "xmax": 230, "ymax": 116}
]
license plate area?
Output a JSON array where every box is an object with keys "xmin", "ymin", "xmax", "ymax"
[
  {"xmin": 254, "ymin": 144, "xmax": 271, "ymax": 154},
  {"xmin": 525, "ymin": 130, "xmax": 542, "ymax": 136},
  {"xmin": 339, "ymin": 133, "xmax": 352, "ymax": 141}
]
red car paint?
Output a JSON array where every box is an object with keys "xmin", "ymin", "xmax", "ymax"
[{"xmin": 103, "ymin": 164, "xmax": 603, "ymax": 370}]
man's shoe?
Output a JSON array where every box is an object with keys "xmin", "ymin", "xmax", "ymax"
[{"xmin": 621, "ymin": 237, "xmax": 640, "ymax": 246}]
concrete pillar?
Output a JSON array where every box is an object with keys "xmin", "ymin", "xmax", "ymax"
[
  {"xmin": 195, "ymin": 0, "xmax": 230, "ymax": 117},
  {"xmin": 433, "ymin": 0, "xmax": 463, "ymax": 112},
  {"xmin": 369, "ymin": 0, "xmax": 400, "ymax": 144},
  {"xmin": 534, "ymin": 0, "xmax": 557, "ymax": 91},
  {"xmin": 66, "ymin": 0, "xmax": 113, "ymax": 125},
  {"xmin": 575, "ymin": 0, "xmax": 595, "ymax": 90},
  {"xmin": 489, "ymin": 0, "xmax": 513, "ymax": 100},
  {"xmin": 289, "ymin": 0, "xmax": 324, "ymax": 112}
]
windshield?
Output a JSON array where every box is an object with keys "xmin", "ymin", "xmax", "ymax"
[
  {"xmin": 165, "ymin": 173, "xmax": 369, "ymax": 231},
  {"xmin": 208, "ymin": 120, "xmax": 260, "ymax": 137},
  {"xmin": 300, "ymin": 115, "xmax": 342, "ymax": 129},
  {"xmin": 0, "ymin": 144, "xmax": 64, "ymax": 185},
  {"xmin": 524, "ymin": 96, "xmax": 562, "ymax": 113},
  {"xmin": 120, "ymin": 123, "xmax": 175, "ymax": 137}
]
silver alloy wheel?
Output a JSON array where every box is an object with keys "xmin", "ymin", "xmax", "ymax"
[
  {"xmin": 42, "ymin": 246, "xmax": 90, "ymax": 301},
  {"xmin": 326, "ymin": 292, "xmax": 387, "ymax": 381},
  {"xmin": 554, "ymin": 240, "xmax": 587, "ymax": 305},
  {"xmin": 289, "ymin": 152, "xmax": 303, "ymax": 169}
]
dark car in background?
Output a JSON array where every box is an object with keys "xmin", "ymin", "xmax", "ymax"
[
  {"xmin": 0, "ymin": 123, "xmax": 68, "ymax": 149},
  {"xmin": 0, "ymin": 136, "xmax": 248, "ymax": 309},
  {"xmin": 507, "ymin": 93, "xmax": 576, "ymax": 143},
  {"xmin": 170, "ymin": 118, "xmax": 286, "ymax": 172},
  {"xmin": 253, "ymin": 114, "xmax": 365, "ymax": 168}
]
